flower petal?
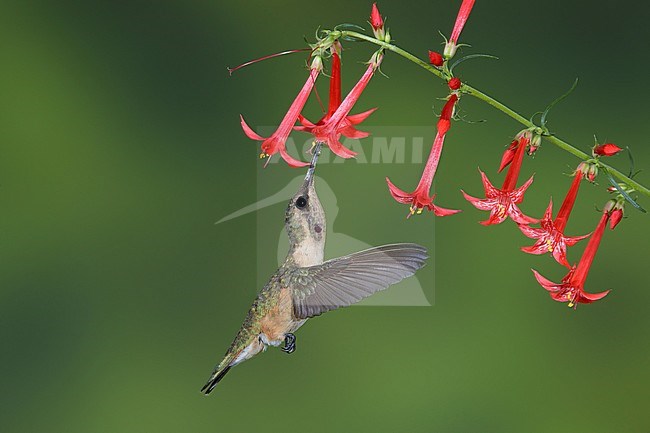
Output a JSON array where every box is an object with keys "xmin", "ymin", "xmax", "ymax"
[
  {"xmin": 279, "ymin": 147, "xmax": 309, "ymax": 168},
  {"xmin": 521, "ymin": 242, "xmax": 549, "ymax": 255},
  {"xmin": 295, "ymin": 114, "xmax": 317, "ymax": 129},
  {"xmin": 512, "ymin": 174, "xmax": 535, "ymax": 203},
  {"xmin": 550, "ymin": 290, "xmax": 570, "ymax": 303},
  {"xmin": 432, "ymin": 203, "xmax": 462, "ymax": 217},
  {"xmin": 478, "ymin": 170, "xmax": 499, "ymax": 197},
  {"xmin": 328, "ymin": 136, "xmax": 357, "ymax": 158},
  {"xmin": 461, "ymin": 190, "xmax": 494, "ymax": 211},
  {"xmin": 564, "ymin": 232, "xmax": 592, "ymax": 246},
  {"xmin": 508, "ymin": 203, "xmax": 539, "ymax": 225},
  {"xmin": 240, "ymin": 115, "xmax": 265, "ymax": 141},
  {"xmin": 542, "ymin": 199, "xmax": 554, "ymax": 221},
  {"xmin": 480, "ymin": 210, "xmax": 507, "ymax": 226},
  {"xmin": 531, "ymin": 269, "xmax": 560, "ymax": 292},
  {"xmin": 550, "ymin": 245, "xmax": 571, "ymax": 268},
  {"xmin": 579, "ymin": 288, "xmax": 611, "ymax": 303},
  {"xmin": 346, "ymin": 107, "xmax": 378, "ymax": 125},
  {"xmin": 386, "ymin": 177, "xmax": 414, "ymax": 204},
  {"xmin": 339, "ymin": 125, "xmax": 370, "ymax": 139},
  {"xmin": 518, "ymin": 223, "xmax": 544, "ymax": 239}
]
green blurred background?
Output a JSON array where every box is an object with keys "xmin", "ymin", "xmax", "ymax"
[{"xmin": 1, "ymin": 1, "xmax": 649, "ymax": 432}]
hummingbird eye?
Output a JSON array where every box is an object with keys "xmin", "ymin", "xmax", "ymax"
[{"xmin": 295, "ymin": 196, "xmax": 308, "ymax": 209}]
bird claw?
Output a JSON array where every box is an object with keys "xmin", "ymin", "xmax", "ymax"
[{"xmin": 281, "ymin": 333, "xmax": 296, "ymax": 354}]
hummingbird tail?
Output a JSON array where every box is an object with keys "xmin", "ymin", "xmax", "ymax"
[{"xmin": 200, "ymin": 364, "xmax": 232, "ymax": 395}]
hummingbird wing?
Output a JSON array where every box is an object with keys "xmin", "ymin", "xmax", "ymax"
[{"xmin": 289, "ymin": 243, "xmax": 428, "ymax": 319}]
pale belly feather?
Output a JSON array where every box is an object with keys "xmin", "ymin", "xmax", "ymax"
[{"xmin": 258, "ymin": 288, "xmax": 306, "ymax": 346}]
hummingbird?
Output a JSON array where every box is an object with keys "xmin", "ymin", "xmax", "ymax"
[{"xmin": 200, "ymin": 143, "xmax": 428, "ymax": 394}]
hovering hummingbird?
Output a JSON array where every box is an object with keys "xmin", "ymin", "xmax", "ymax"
[{"xmin": 201, "ymin": 144, "xmax": 428, "ymax": 394}]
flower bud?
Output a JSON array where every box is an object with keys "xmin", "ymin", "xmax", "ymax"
[
  {"xmin": 448, "ymin": 77, "xmax": 461, "ymax": 90},
  {"xmin": 428, "ymin": 50, "xmax": 444, "ymax": 67},
  {"xmin": 437, "ymin": 94, "xmax": 459, "ymax": 135},
  {"xmin": 609, "ymin": 208, "xmax": 623, "ymax": 229},
  {"xmin": 593, "ymin": 142, "xmax": 623, "ymax": 157},
  {"xmin": 370, "ymin": 3, "xmax": 386, "ymax": 40}
]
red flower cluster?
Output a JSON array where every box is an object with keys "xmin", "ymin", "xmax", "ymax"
[
  {"xmin": 459, "ymin": 131, "xmax": 625, "ymax": 307},
  {"xmin": 298, "ymin": 51, "xmax": 382, "ymax": 159},
  {"xmin": 462, "ymin": 131, "xmax": 538, "ymax": 226},
  {"xmin": 240, "ymin": 11, "xmax": 386, "ymax": 167},
  {"xmin": 532, "ymin": 208, "xmax": 613, "ymax": 308},
  {"xmin": 233, "ymin": 2, "xmax": 635, "ymax": 309}
]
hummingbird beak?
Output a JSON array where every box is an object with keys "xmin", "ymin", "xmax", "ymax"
[{"xmin": 304, "ymin": 142, "xmax": 322, "ymax": 187}]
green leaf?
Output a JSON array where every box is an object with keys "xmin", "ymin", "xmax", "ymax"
[
  {"xmin": 334, "ymin": 24, "xmax": 367, "ymax": 41},
  {"xmin": 627, "ymin": 146, "xmax": 635, "ymax": 178},
  {"xmin": 604, "ymin": 170, "xmax": 646, "ymax": 213},
  {"xmin": 540, "ymin": 78, "xmax": 579, "ymax": 127},
  {"xmin": 449, "ymin": 54, "xmax": 498, "ymax": 74}
]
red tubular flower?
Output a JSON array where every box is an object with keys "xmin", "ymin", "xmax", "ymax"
[
  {"xmin": 519, "ymin": 169, "xmax": 590, "ymax": 267},
  {"xmin": 428, "ymin": 50, "xmax": 444, "ymax": 67},
  {"xmin": 240, "ymin": 56, "xmax": 323, "ymax": 167},
  {"xmin": 532, "ymin": 208, "xmax": 613, "ymax": 308},
  {"xmin": 462, "ymin": 133, "xmax": 538, "ymax": 225},
  {"xmin": 386, "ymin": 94, "xmax": 461, "ymax": 217},
  {"xmin": 593, "ymin": 142, "xmax": 623, "ymax": 157},
  {"xmin": 295, "ymin": 50, "xmax": 377, "ymax": 144},
  {"xmin": 553, "ymin": 169, "xmax": 582, "ymax": 231},
  {"xmin": 604, "ymin": 199, "xmax": 625, "ymax": 230},
  {"xmin": 295, "ymin": 51, "xmax": 341, "ymax": 129},
  {"xmin": 303, "ymin": 52, "xmax": 382, "ymax": 159},
  {"xmin": 609, "ymin": 209, "xmax": 623, "ymax": 229},
  {"xmin": 444, "ymin": 0, "xmax": 476, "ymax": 58}
]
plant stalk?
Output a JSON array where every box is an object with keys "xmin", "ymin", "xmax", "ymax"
[{"xmin": 339, "ymin": 30, "xmax": 650, "ymax": 199}]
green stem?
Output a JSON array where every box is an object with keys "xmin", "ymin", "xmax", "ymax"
[{"xmin": 339, "ymin": 30, "xmax": 650, "ymax": 199}]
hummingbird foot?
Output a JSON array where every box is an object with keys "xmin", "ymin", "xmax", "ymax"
[{"xmin": 281, "ymin": 333, "xmax": 296, "ymax": 354}]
